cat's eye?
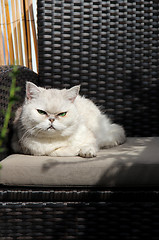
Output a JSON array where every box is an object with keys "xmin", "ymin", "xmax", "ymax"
[
  {"xmin": 57, "ymin": 112, "xmax": 67, "ymax": 117},
  {"xmin": 37, "ymin": 109, "xmax": 47, "ymax": 115}
]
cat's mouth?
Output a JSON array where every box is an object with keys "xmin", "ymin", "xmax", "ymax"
[{"xmin": 47, "ymin": 125, "xmax": 55, "ymax": 130}]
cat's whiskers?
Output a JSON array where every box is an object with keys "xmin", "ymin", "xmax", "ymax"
[
  {"xmin": 19, "ymin": 126, "xmax": 38, "ymax": 143},
  {"xmin": 33, "ymin": 128, "xmax": 44, "ymax": 137}
]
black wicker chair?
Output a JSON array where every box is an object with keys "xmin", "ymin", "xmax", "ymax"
[{"xmin": 0, "ymin": 0, "xmax": 159, "ymax": 239}]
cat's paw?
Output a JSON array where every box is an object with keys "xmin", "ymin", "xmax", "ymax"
[{"xmin": 79, "ymin": 146, "xmax": 97, "ymax": 158}]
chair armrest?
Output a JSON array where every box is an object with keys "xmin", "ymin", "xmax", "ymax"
[{"xmin": 0, "ymin": 65, "xmax": 38, "ymax": 159}]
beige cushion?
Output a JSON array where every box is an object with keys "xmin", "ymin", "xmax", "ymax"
[{"xmin": 0, "ymin": 137, "xmax": 159, "ymax": 187}]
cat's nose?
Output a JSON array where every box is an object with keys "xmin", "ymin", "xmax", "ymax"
[{"xmin": 49, "ymin": 117, "xmax": 55, "ymax": 123}]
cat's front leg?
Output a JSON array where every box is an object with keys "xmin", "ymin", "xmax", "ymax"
[
  {"xmin": 49, "ymin": 145, "xmax": 98, "ymax": 158},
  {"xmin": 49, "ymin": 146, "xmax": 79, "ymax": 157}
]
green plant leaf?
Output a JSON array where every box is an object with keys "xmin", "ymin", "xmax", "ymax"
[{"xmin": 15, "ymin": 87, "xmax": 21, "ymax": 92}]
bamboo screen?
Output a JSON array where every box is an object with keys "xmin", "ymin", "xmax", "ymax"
[{"xmin": 0, "ymin": 0, "xmax": 38, "ymax": 72}]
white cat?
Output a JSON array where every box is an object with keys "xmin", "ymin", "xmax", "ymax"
[{"xmin": 11, "ymin": 82, "xmax": 126, "ymax": 158}]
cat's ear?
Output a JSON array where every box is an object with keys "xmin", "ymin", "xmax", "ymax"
[
  {"xmin": 66, "ymin": 85, "xmax": 80, "ymax": 102},
  {"xmin": 26, "ymin": 82, "xmax": 42, "ymax": 100}
]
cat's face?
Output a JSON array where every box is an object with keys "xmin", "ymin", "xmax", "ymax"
[{"xmin": 21, "ymin": 82, "xmax": 80, "ymax": 138}]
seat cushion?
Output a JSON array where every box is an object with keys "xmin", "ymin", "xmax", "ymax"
[{"xmin": 0, "ymin": 137, "xmax": 159, "ymax": 187}]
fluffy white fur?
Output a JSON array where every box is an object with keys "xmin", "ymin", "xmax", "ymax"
[{"xmin": 12, "ymin": 82, "xmax": 126, "ymax": 158}]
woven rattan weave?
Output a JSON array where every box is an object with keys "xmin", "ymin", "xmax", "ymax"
[{"xmin": 38, "ymin": 0, "xmax": 159, "ymax": 137}]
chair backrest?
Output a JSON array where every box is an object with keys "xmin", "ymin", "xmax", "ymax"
[{"xmin": 37, "ymin": 0, "xmax": 159, "ymax": 137}]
